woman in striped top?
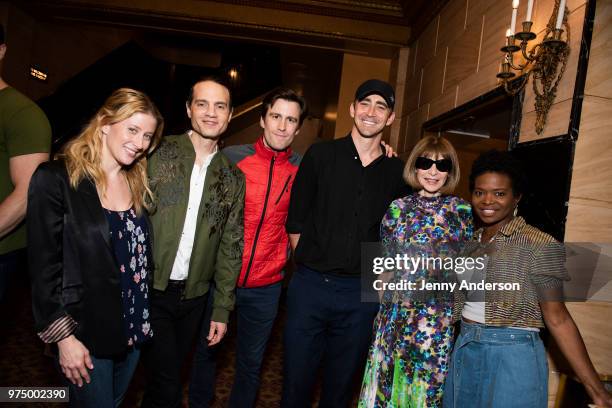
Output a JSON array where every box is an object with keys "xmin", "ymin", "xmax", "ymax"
[{"xmin": 444, "ymin": 150, "xmax": 612, "ymax": 408}]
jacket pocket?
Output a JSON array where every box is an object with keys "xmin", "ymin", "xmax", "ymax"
[{"xmin": 274, "ymin": 174, "xmax": 292, "ymax": 205}]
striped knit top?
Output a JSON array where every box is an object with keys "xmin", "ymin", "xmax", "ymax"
[{"xmin": 453, "ymin": 216, "xmax": 570, "ymax": 328}]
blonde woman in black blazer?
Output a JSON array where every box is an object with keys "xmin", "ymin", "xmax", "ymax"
[{"xmin": 28, "ymin": 88, "xmax": 164, "ymax": 407}]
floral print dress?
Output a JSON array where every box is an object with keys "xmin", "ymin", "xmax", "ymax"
[
  {"xmin": 105, "ymin": 208, "xmax": 153, "ymax": 346},
  {"xmin": 360, "ymin": 194, "xmax": 473, "ymax": 408}
]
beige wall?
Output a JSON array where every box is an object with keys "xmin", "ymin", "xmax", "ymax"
[
  {"xmin": 334, "ymin": 53, "xmax": 391, "ymax": 138},
  {"xmin": 562, "ymin": 0, "xmax": 612, "ymax": 380},
  {"xmin": 565, "ymin": 0, "xmax": 612, "ymax": 243},
  {"xmin": 393, "ymin": 0, "xmax": 587, "ymax": 153},
  {"xmin": 388, "ymin": 47, "xmax": 411, "ymax": 152}
]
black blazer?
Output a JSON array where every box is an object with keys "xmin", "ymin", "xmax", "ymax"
[{"xmin": 27, "ymin": 160, "xmax": 153, "ymax": 357}]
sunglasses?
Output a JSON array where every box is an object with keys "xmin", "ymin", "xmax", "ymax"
[{"xmin": 415, "ymin": 157, "xmax": 452, "ymax": 173}]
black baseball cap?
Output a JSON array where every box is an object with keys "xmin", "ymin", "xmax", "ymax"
[{"xmin": 355, "ymin": 79, "xmax": 395, "ymax": 111}]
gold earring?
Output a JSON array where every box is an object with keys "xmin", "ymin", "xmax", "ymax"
[{"xmin": 513, "ymin": 206, "xmax": 518, "ymax": 217}]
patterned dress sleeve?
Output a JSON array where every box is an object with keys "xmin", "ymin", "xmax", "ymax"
[
  {"xmin": 454, "ymin": 198, "xmax": 474, "ymax": 241},
  {"xmin": 381, "ymin": 199, "xmax": 402, "ymax": 257}
]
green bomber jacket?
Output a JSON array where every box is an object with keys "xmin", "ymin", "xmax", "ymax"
[{"xmin": 148, "ymin": 133, "xmax": 245, "ymax": 323}]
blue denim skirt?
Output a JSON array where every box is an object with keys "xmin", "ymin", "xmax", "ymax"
[{"xmin": 443, "ymin": 321, "xmax": 547, "ymax": 408}]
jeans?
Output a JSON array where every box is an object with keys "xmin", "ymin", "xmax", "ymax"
[
  {"xmin": 189, "ymin": 282, "xmax": 282, "ymax": 408},
  {"xmin": 229, "ymin": 282, "xmax": 282, "ymax": 408},
  {"xmin": 443, "ymin": 321, "xmax": 548, "ymax": 408},
  {"xmin": 62, "ymin": 347, "xmax": 140, "ymax": 408},
  {"xmin": 141, "ymin": 284, "xmax": 208, "ymax": 408},
  {"xmin": 281, "ymin": 265, "xmax": 379, "ymax": 408}
]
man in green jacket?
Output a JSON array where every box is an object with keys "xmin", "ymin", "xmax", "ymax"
[{"xmin": 142, "ymin": 77, "xmax": 245, "ymax": 408}]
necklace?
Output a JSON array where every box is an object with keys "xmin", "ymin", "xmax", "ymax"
[
  {"xmin": 479, "ymin": 217, "xmax": 515, "ymax": 245},
  {"xmin": 478, "ymin": 230, "xmax": 496, "ymax": 245},
  {"xmin": 413, "ymin": 193, "xmax": 441, "ymax": 210}
]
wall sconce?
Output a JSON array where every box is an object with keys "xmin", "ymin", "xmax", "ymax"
[
  {"xmin": 30, "ymin": 67, "xmax": 48, "ymax": 81},
  {"xmin": 496, "ymin": 0, "xmax": 570, "ymax": 135}
]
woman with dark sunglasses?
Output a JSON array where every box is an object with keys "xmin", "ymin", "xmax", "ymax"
[
  {"xmin": 443, "ymin": 150, "xmax": 612, "ymax": 407},
  {"xmin": 360, "ymin": 135, "xmax": 473, "ymax": 407}
]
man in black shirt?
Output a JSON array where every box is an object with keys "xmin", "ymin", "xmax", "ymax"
[{"xmin": 282, "ymin": 79, "xmax": 409, "ymax": 407}]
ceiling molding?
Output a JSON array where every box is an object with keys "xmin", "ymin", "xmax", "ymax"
[
  {"xmin": 204, "ymin": 0, "xmax": 409, "ymax": 25},
  {"xmin": 12, "ymin": 0, "xmax": 447, "ymax": 53}
]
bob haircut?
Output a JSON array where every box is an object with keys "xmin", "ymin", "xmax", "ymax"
[
  {"xmin": 61, "ymin": 88, "xmax": 164, "ymax": 215},
  {"xmin": 404, "ymin": 135, "xmax": 460, "ymax": 195}
]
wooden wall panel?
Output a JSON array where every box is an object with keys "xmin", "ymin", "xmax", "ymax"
[
  {"xmin": 404, "ymin": 104, "xmax": 429, "ymax": 152},
  {"xmin": 414, "ymin": 16, "xmax": 439, "ymax": 71},
  {"xmin": 404, "ymin": 112, "xmax": 418, "ymax": 153},
  {"xmin": 532, "ymin": 0, "xmax": 557, "ymax": 36},
  {"xmin": 465, "ymin": 0, "xmax": 489, "ymax": 28},
  {"xmin": 584, "ymin": 1, "xmax": 612, "ymax": 97},
  {"xmin": 519, "ymin": 98, "xmax": 573, "ymax": 141},
  {"xmin": 531, "ymin": 0, "xmax": 586, "ymax": 36},
  {"xmin": 566, "ymin": 199, "xmax": 612, "ymax": 242},
  {"xmin": 456, "ymin": 59, "xmax": 499, "ymax": 106},
  {"xmin": 444, "ymin": 19, "xmax": 481, "ymax": 92},
  {"xmin": 407, "ymin": 41, "xmax": 418, "ymax": 80},
  {"xmin": 429, "ymin": 85, "xmax": 457, "ymax": 120},
  {"xmin": 566, "ymin": 302, "xmax": 612, "ymax": 376},
  {"xmin": 390, "ymin": 48, "xmax": 411, "ymax": 151},
  {"xmin": 420, "ymin": 51, "xmax": 446, "ymax": 104},
  {"xmin": 404, "ymin": 70, "xmax": 422, "ymax": 114},
  {"xmin": 568, "ymin": 96, "xmax": 612, "ymax": 203},
  {"xmin": 437, "ymin": 0, "xmax": 468, "ymax": 51},
  {"xmin": 478, "ymin": 0, "xmax": 511, "ymax": 69},
  {"xmin": 563, "ymin": 3, "xmax": 612, "ymax": 391}
]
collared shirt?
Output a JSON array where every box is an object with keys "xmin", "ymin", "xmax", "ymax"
[
  {"xmin": 170, "ymin": 145, "xmax": 218, "ymax": 280},
  {"xmin": 454, "ymin": 216, "xmax": 571, "ymax": 328},
  {"xmin": 286, "ymin": 135, "xmax": 409, "ymax": 276}
]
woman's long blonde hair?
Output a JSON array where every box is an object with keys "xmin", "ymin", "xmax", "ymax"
[{"xmin": 61, "ymin": 88, "xmax": 164, "ymax": 214}]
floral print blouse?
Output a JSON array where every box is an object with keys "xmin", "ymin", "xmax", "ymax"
[{"xmin": 104, "ymin": 208, "xmax": 153, "ymax": 346}]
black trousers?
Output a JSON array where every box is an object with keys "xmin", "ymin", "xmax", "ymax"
[
  {"xmin": 141, "ymin": 282, "xmax": 208, "ymax": 408},
  {"xmin": 281, "ymin": 265, "xmax": 379, "ymax": 408}
]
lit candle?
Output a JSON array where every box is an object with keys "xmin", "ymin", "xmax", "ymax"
[
  {"xmin": 526, "ymin": 0, "xmax": 534, "ymax": 22},
  {"xmin": 506, "ymin": 28, "xmax": 513, "ymax": 37},
  {"xmin": 511, "ymin": 0, "xmax": 519, "ymax": 34},
  {"xmin": 556, "ymin": 0, "xmax": 566, "ymax": 29}
]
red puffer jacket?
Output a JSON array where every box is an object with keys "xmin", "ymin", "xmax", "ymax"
[{"xmin": 224, "ymin": 137, "xmax": 301, "ymax": 288}]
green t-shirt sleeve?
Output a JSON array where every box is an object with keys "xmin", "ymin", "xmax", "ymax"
[{"xmin": 6, "ymin": 104, "xmax": 52, "ymax": 157}]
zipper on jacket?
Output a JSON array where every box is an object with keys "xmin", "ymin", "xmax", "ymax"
[
  {"xmin": 241, "ymin": 156, "xmax": 275, "ymax": 287},
  {"xmin": 274, "ymin": 174, "xmax": 292, "ymax": 205}
]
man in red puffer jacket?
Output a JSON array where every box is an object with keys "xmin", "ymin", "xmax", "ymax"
[{"xmin": 189, "ymin": 88, "xmax": 306, "ymax": 408}]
